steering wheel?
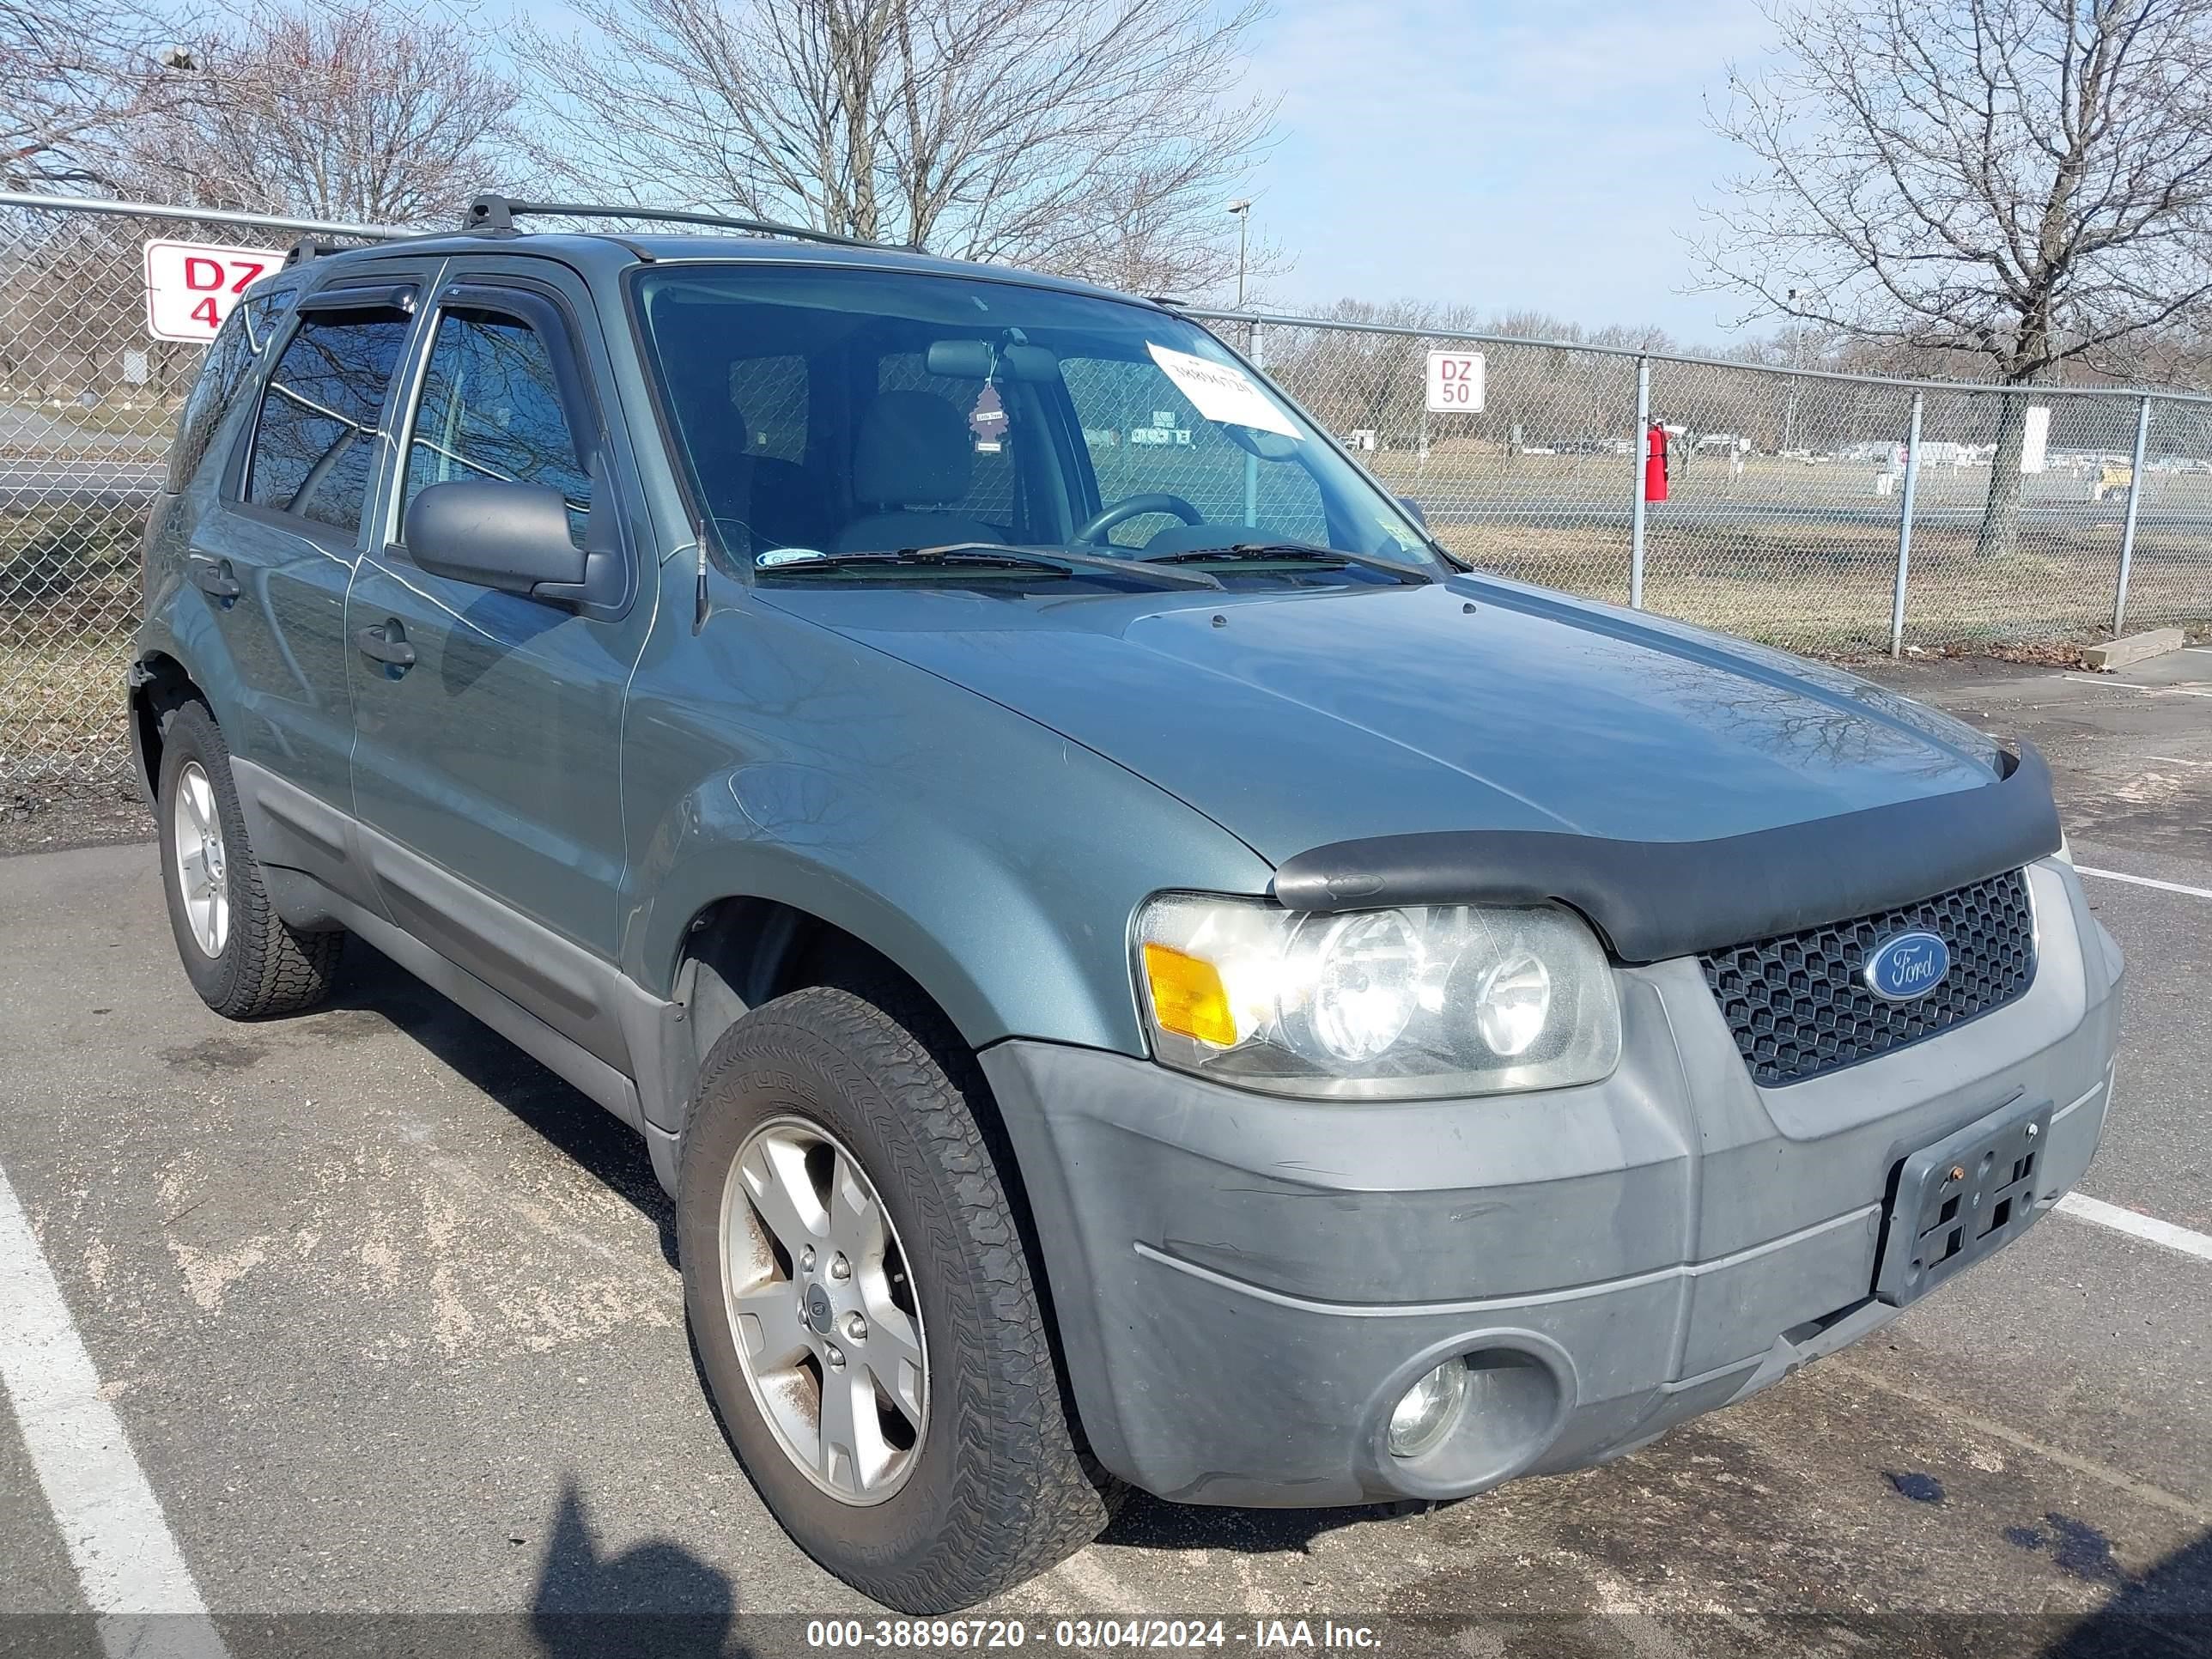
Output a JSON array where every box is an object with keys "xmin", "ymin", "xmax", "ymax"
[{"xmin": 1073, "ymin": 492, "xmax": 1204, "ymax": 545}]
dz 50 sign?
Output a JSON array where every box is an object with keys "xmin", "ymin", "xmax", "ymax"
[
  {"xmin": 143, "ymin": 240, "xmax": 284, "ymax": 342},
  {"xmin": 1424, "ymin": 349, "xmax": 1486, "ymax": 413}
]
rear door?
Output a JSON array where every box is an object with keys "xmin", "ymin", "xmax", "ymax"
[
  {"xmin": 344, "ymin": 259, "xmax": 656, "ymax": 1066},
  {"xmin": 192, "ymin": 270, "xmax": 434, "ymax": 891}
]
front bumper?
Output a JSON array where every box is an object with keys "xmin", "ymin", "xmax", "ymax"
[{"xmin": 981, "ymin": 860, "xmax": 2124, "ymax": 1507}]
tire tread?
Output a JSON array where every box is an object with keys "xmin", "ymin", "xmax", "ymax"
[{"xmin": 158, "ymin": 701, "xmax": 343, "ymax": 1019}]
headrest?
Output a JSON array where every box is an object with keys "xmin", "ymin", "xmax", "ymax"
[{"xmin": 853, "ymin": 390, "xmax": 973, "ymax": 506}]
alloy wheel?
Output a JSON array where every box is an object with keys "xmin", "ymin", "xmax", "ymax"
[
  {"xmin": 172, "ymin": 761, "xmax": 229, "ymax": 957},
  {"xmin": 720, "ymin": 1116, "xmax": 928, "ymax": 1504}
]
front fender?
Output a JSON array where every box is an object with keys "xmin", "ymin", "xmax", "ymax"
[{"xmin": 618, "ymin": 590, "xmax": 1275, "ymax": 1055}]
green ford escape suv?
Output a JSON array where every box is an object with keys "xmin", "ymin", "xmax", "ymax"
[{"xmin": 132, "ymin": 197, "xmax": 2124, "ymax": 1612}]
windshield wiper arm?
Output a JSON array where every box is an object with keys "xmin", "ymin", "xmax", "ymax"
[
  {"xmin": 755, "ymin": 543, "xmax": 1222, "ymax": 589},
  {"xmin": 1140, "ymin": 540, "xmax": 1437, "ymax": 585},
  {"xmin": 909, "ymin": 542, "xmax": 1223, "ymax": 588},
  {"xmin": 757, "ymin": 545, "xmax": 1071, "ymax": 577}
]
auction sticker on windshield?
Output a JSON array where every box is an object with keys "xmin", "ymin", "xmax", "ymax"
[
  {"xmin": 1147, "ymin": 342, "xmax": 1302, "ymax": 438},
  {"xmin": 143, "ymin": 240, "xmax": 284, "ymax": 342}
]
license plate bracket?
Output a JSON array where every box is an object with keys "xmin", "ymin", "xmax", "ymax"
[{"xmin": 1875, "ymin": 1093, "xmax": 2051, "ymax": 1306}]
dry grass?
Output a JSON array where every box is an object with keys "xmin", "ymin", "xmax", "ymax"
[{"xmin": 1439, "ymin": 514, "xmax": 2209, "ymax": 657}]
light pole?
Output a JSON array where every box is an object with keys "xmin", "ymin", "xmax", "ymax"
[
  {"xmin": 1784, "ymin": 287, "xmax": 1811, "ymax": 453},
  {"xmin": 1227, "ymin": 198, "xmax": 1252, "ymax": 308}
]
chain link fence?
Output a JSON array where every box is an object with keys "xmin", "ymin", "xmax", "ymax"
[
  {"xmin": 0, "ymin": 194, "xmax": 399, "ymax": 806},
  {"xmin": 1200, "ymin": 310, "xmax": 2212, "ymax": 659},
  {"xmin": 2, "ymin": 193, "xmax": 2208, "ymax": 806}
]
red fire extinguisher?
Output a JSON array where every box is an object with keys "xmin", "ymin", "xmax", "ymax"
[{"xmin": 1644, "ymin": 422, "xmax": 1669, "ymax": 503}]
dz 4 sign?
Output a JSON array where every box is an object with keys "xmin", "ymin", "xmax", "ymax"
[
  {"xmin": 1425, "ymin": 349, "xmax": 1486, "ymax": 413},
  {"xmin": 143, "ymin": 240, "xmax": 284, "ymax": 343}
]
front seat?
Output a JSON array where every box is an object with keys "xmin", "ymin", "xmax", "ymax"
[{"xmin": 834, "ymin": 390, "xmax": 1003, "ymax": 552}]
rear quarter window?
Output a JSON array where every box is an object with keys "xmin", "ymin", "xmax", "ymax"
[{"xmin": 166, "ymin": 291, "xmax": 292, "ymax": 492}]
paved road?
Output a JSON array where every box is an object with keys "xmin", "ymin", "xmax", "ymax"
[
  {"xmin": 2, "ymin": 655, "xmax": 2209, "ymax": 1658},
  {"xmin": 0, "ymin": 459, "xmax": 165, "ymax": 511}
]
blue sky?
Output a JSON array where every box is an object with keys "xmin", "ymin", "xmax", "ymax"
[
  {"xmin": 1237, "ymin": 0, "xmax": 1779, "ymax": 339},
  {"xmin": 500, "ymin": 0, "xmax": 1780, "ymax": 344}
]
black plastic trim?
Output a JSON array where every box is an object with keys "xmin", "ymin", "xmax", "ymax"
[
  {"xmin": 1267, "ymin": 743, "xmax": 2062, "ymax": 964},
  {"xmin": 296, "ymin": 282, "xmax": 416, "ymax": 313}
]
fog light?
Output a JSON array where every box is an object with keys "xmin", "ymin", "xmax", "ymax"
[{"xmin": 1387, "ymin": 1358, "xmax": 1469, "ymax": 1457}]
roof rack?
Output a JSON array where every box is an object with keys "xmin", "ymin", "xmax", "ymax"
[
  {"xmin": 283, "ymin": 235, "xmax": 358, "ymax": 267},
  {"xmin": 462, "ymin": 193, "xmax": 909, "ymax": 252}
]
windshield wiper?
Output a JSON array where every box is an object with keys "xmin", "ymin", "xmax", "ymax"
[
  {"xmin": 1139, "ymin": 540, "xmax": 1437, "ymax": 585},
  {"xmin": 757, "ymin": 543, "xmax": 1222, "ymax": 590}
]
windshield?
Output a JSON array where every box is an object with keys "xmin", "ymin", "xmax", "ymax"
[{"xmin": 632, "ymin": 264, "xmax": 1444, "ymax": 584}]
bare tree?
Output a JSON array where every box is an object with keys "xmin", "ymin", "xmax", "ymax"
[
  {"xmin": 130, "ymin": 0, "xmax": 522, "ymax": 225},
  {"xmin": 1699, "ymin": 0, "xmax": 2212, "ymax": 556},
  {"xmin": 516, "ymin": 0, "xmax": 1276, "ymax": 297},
  {"xmin": 2, "ymin": 0, "xmax": 192, "ymax": 191}
]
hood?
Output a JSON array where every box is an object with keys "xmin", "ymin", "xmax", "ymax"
[{"xmin": 757, "ymin": 576, "xmax": 2004, "ymax": 864}]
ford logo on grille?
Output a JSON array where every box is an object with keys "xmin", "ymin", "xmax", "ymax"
[{"xmin": 1863, "ymin": 931, "xmax": 1950, "ymax": 1001}]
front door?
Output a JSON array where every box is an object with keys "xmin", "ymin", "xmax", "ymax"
[{"xmin": 344, "ymin": 263, "xmax": 657, "ymax": 1065}]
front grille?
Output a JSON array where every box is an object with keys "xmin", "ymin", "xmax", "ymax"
[{"xmin": 1699, "ymin": 870, "xmax": 2036, "ymax": 1087}]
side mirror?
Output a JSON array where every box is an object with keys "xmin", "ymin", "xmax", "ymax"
[
  {"xmin": 403, "ymin": 480, "xmax": 588, "ymax": 599},
  {"xmin": 1396, "ymin": 495, "xmax": 1430, "ymax": 528}
]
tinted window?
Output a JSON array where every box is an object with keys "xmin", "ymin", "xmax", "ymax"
[
  {"xmin": 401, "ymin": 310, "xmax": 590, "ymax": 544},
  {"xmin": 245, "ymin": 307, "xmax": 411, "ymax": 532},
  {"xmin": 167, "ymin": 291, "xmax": 293, "ymax": 492}
]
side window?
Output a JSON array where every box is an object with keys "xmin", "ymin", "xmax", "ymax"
[
  {"xmin": 1060, "ymin": 356, "xmax": 1327, "ymax": 547},
  {"xmin": 876, "ymin": 353, "xmax": 1018, "ymax": 530},
  {"xmin": 244, "ymin": 308, "xmax": 411, "ymax": 533},
  {"xmin": 400, "ymin": 309, "xmax": 591, "ymax": 544}
]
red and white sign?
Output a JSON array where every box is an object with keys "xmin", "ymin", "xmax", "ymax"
[
  {"xmin": 1425, "ymin": 349, "xmax": 1486, "ymax": 413},
  {"xmin": 143, "ymin": 240, "xmax": 283, "ymax": 342}
]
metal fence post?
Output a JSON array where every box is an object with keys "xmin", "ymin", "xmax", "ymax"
[
  {"xmin": 2113, "ymin": 395, "xmax": 2152, "ymax": 635},
  {"xmin": 1243, "ymin": 320, "xmax": 1265, "ymax": 527},
  {"xmin": 1630, "ymin": 356, "xmax": 1650, "ymax": 609},
  {"xmin": 1890, "ymin": 392, "xmax": 1924, "ymax": 657}
]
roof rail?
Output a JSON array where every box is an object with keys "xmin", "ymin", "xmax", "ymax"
[{"xmin": 462, "ymin": 193, "xmax": 908, "ymax": 252}]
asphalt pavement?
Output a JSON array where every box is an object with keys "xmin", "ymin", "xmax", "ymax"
[{"xmin": 1, "ymin": 653, "xmax": 2209, "ymax": 1659}]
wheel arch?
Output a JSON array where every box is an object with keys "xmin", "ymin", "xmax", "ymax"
[{"xmin": 127, "ymin": 647, "xmax": 206, "ymax": 805}]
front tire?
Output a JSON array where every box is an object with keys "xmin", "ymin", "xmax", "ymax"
[
  {"xmin": 679, "ymin": 986, "xmax": 1110, "ymax": 1611},
  {"xmin": 156, "ymin": 700, "xmax": 343, "ymax": 1019}
]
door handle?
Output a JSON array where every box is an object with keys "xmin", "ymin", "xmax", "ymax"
[
  {"xmin": 187, "ymin": 553, "xmax": 240, "ymax": 603},
  {"xmin": 354, "ymin": 620, "xmax": 417, "ymax": 671}
]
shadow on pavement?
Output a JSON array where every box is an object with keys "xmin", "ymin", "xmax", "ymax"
[
  {"xmin": 1102, "ymin": 1490, "xmax": 1435, "ymax": 1555},
  {"xmin": 531, "ymin": 1476, "xmax": 749, "ymax": 1659},
  {"xmin": 2045, "ymin": 1522, "xmax": 2212, "ymax": 1659},
  {"xmin": 327, "ymin": 943, "xmax": 680, "ymax": 1268}
]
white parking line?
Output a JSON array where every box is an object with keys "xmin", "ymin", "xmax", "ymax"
[
  {"xmin": 0, "ymin": 1163, "xmax": 228, "ymax": 1659},
  {"xmin": 2075, "ymin": 865, "xmax": 2212, "ymax": 900},
  {"xmin": 2057, "ymin": 1192, "xmax": 2212, "ymax": 1263},
  {"xmin": 2062, "ymin": 674, "xmax": 2212, "ymax": 698}
]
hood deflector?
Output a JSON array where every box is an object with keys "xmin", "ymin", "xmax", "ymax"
[{"xmin": 1269, "ymin": 743, "xmax": 2062, "ymax": 964}]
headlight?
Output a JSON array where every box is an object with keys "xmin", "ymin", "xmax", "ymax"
[{"xmin": 1134, "ymin": 895, "xmax": 1621, "ymax": 1098}]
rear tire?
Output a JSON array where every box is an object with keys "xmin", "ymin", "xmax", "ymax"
[
  {"xmin": 156, "ymin": 700, "xmax": 343, "ymax": 1019},
  {"xmin": 679, "ymin": 985, "xmax": 1110, "ymax": 1611}
]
